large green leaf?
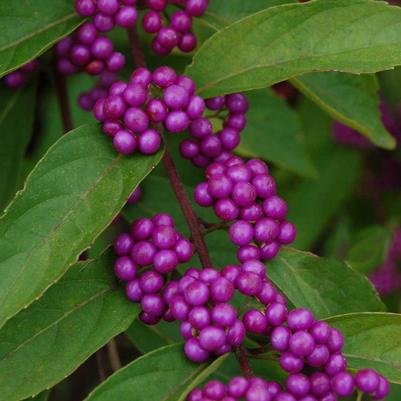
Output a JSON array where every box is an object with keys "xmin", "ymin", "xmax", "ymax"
[
  {"xmin": 187, "ymin": 0, "xmax": 401, "ymax": 97},
  {"xmin": 0, "ymin": 82, "xmax": 37, "ymax": 211},
  {"xmin": 291, "ymin": 73, "xmax": 395, "ymax": 149},
  {"xmin": 286, "ymin": 147, "xmax": 362, "ymax": 249},
  {"xmin": 268, "ymin": 248, "xmax": 385, "ymax": 319},
  {"xmin": 202, "ymin": 0, "xmax": 296, "ymax": 30},
  {"xmin": 0, "ymin": 251, "xmax": 138, "ymax": 401},
  {"xmin": 126, "ymin": 320, "xmax": 181, "ymax": 354},
  {"xmin": 327, "ymin": 313, "xmax": 401, "ymax": 384},
  {"xmin": 84, "ymin": 344, "xmax": 227, "ymax": 401},
  {"xmin": 236, "ymin": 89, "xmax": 316, "ymax": 177},
  {"xmin": 0, "ymin": 124, "xmax": 162, "ymax": 328},
  {"xmin": 346, "ymin": 225, "xmax": 392, "ymax": 273},
  {"xmin": 0, "ymin": 0, "xmax": 83, "ymax": 77}
]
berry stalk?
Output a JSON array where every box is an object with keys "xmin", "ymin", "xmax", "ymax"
[
  {"xmin": 127, "ymin": 25, "xmax": 212, "ymax": 268},
  {"xmin": 235, "ymin": 345, "xmax": 253, "ymax": 379}
]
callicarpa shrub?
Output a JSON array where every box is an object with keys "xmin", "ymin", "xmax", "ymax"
[{"xmin": 2, "ymin": 1, "xmax": 401, "ymax": 401}]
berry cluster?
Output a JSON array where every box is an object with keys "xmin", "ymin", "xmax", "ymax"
[
  {"xmin": 93, "ymin": 66, "xmax": 205, "ymax": 154},
  {"xmin": 3, "ymin": 60, "xmax": 39, "ymax": 89},
  {"xmin": 78, "ymin": 71, "xmax": 118, "ymax": 111},
  {"xmin": 194, "ymin": 156, "xmax": 296, "ymax": 262},
  {"xmin": 114, "ymin": 213, "xmax": 193, "ymax": 324},
  {"xmin": 55, "ymin": 24, "xmax": 125, "ymax": 77},
  {"xmin": 180, "ymin": 94, "xmax": 248, "ymax": 168},
  {"xmin": 188, "ymin": 370, "xmax": 389, "ymax": 401},
  {"xmin": 168, "ymin": 266, "xmax": 245, "ymax": 362},
  {"xmin": 75, "ymin": 0, "xmax": 138, "ymax": 31},
  {"xmin": 143, "ymin": 0, "xmax": 208, "ymax": 55}
]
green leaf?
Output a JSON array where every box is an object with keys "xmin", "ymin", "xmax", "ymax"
[
  {"xmin": 0, "ymin": 82, "xmax": 37, "ymax": 211},
  {"xmin": 285, "ymin": 147, "xmax": 362, "ymax": 249},
  {"xmin": 202, "ymin": 0, "xmax": 296, "ymax": 30},
  {"xmin": 0, "ymin": 251, "xmax": 139, "ymax": 401},
  {"xmin": 123, "ymin": 174, "xmax": 190, "ymax": 234},
  {"xmin": 268, "ymin": 248, "xmax": 385, "ymax": 319},
  {"xmin": 291, "ymin": 72, "xmax": 395, "ymax": 149},
  {"xmin": 346, "ymin": 225, "xmax": 392, "ymax": 273},
  {"xmin": 187, "ymin": 0, "xmax": 401, "ymax": 101},
  {"xmin": 84, "ymin": 344, "xmax": 227, "ymax": 401},
  {"xmin": 0, "ymin": 0, "xmax": 83, "ymax": 77},
  {"xmin": 126, "ymin": 320, "xmax": 181, "ymax": 354},
  {"xmin": 236, "ymin": 89, "xmax": 316, "ymax": 177},
  {"xmin": 0, "ymin": 124, "xmax": 163, "ymax": 328},
  {"xmin": 327, "ymin": 313, "xmax": 401, "ymax": 384},
  {"xmin": 27, "ymin": 392, "xmax": 50, "ymax": 401}
]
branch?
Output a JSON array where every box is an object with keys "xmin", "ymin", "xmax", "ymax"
[
  {"xmin": 107, "ymin": 338, "xmax": 122, "ymax": 372},
  {"xmin": 235, "ymin": 346, "xmax": 253, "ymax": 378},
  {"xmin": 163, "ymin": 151, "xmax": 212, "ymax": 267}
]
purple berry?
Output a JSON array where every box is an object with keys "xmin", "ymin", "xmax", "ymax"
[
  {"xmin": 212, "ymin": 303, "xmax": 237, "ymax": 327},
  {"xmin": 163, "ymin": 84, "xmax": 190, "ymax": 110},
  {"xmin": 229, "ymin": 220, "xmax": 254, "ymax": 246},
  {"xmin": 114, "ymin": 256, "xmax": 137, "ymax": 281},
  {"xmin": 287, "ymin": 308, "xmax": 314, "ymax": 331},
  {"xmin": 332, "ymin": 372, "xmax": 354, "ymax": 397},
  {"xmin": 124, "ymin": 107, "xmax": 149, "ymax": 132},
  {"xmin": 236, "ymin": 271, "xmax": 263, "ymax": 296},
  {"xmin": 146, "ymin": 99, "xmax": 168, "ymax": 122},
  {"xmin": 142, "ymin": 11, "xmax": 163, "ymax": 33},
  {"xmin": 199, "ymin": 326, "xmax": 226, "ymax": 351},
  {"xmin": 243, "ymin": 309, "xmax": 268, "ymax": 334},
  {"xmin": 355, "ymin": 369, "xmax": 380, "ymax": 393},
  {"xmin": 210, "ymin": 277, "xmax": 234, "ymax": 302},
  {"xmin": 126, "ymin": 279, "xmax": 143, "ymax": 301},
  {"xmin": 116, "ymin": 6, "xmax": 138, "ymax": 27},
  {"xmin": 131, "ymin": 240, "xmax": 157, "ymax": 265},
  {"xmin": 114, "ymin": 233, "xmax": 134, "ymax": 255},
  {"xmin": 263, "ymin": 196, "xmax": 288, "ymax": 220},
  {"xmin": 113, "ymin": 130, "xmax": 136, "ymax": 154},
  {"xmin": 271, "ymin": 326, "xmax": 291, "ymax": 351},
  {"xmin": 254, "ymin": 218, "xmax": 280, "ymax": 243},
  {"xmin": 123, "ymin": 83, "xmax": 148, "ymax": 106},
  {"xmin": 289, "ymin": 331, "xmax": 316, "ymax": 357},
  {"xmin": 165, "ymin": 111, "xmax": 190, "ymax": 132},
  {"xmin": 184, "ymin": 338, "xmax": 210, "ymax": 362},
  {"xmin": 286, "ymin": 374, "xmax": 311, "ymax": 398},
  {"xmin": 140, "ymin": 270, "xmax": 164, "ymax": 293}
]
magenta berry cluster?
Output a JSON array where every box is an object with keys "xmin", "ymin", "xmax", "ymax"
[
  {"xmin": 114, "ymin": 213, "xmax": 193, "ymax": 324},
  {"xmin": 92, "ymin": 66, "xmax": 205, "ymax": 154},
  {"xmin": 143, "ymin": 0, "xmax": 208, "ymax": 55},
  {"xmin": 180, "ymin": 94, "xmax": 248, "ymax": 168},
  {"xmin": 169, "ymin": 266, "xmax": 245, "ymax": 362},
  {"xmin": 194, "ymin": 156, "xmax": 296, "ymax": 262},
  {"xmin": 188, "ymin": 370, "xmax": 389, "ymax": 401},
  {"xmin": 55, "ymin": 24, "xmax": 125, "ymax": 77},
  {"xmin": 75, "ymin": 0, "xmax": 138, "ymax": 31},
  {"xmin": 3, "ymin": 60, "xmax": 39, "ymax": 89}
]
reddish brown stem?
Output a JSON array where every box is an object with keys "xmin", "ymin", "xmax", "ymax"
[
  {"xmin": 128, "ymin": 26, "xmax": 146, "ymax": 68},
  {"xmin": 163, "ymin": 150, "xmax": 212, "ymax": 267},
  {"xmin": 53, "ymin": 64, "xmax": 73, "ymax": 132},
  {"xmin": 235, "ymin": 346, "xmax": 253, "ymax": 378}
]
